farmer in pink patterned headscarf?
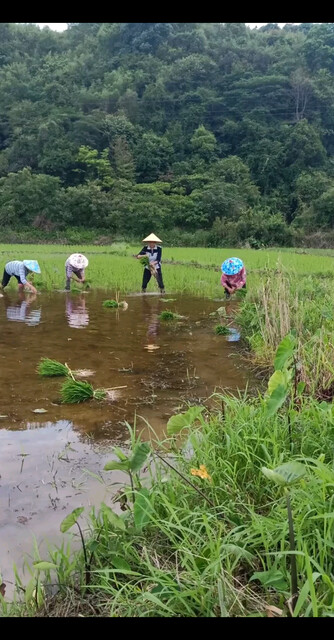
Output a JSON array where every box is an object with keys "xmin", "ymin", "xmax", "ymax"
[{"xmin": 221, "ymin": 257, "xmax": 246, "ymax": 299}]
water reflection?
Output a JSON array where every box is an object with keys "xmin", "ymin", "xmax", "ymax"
[
  {"xmin": 65, "ymin": 294, "xmax": 89, "ymax": 329},
  {"xmin": 142, "ymin": 297, "xmax": 160, "ymax": 343},
  {"xmin": 3, "ymin": 292, "xmax": 41, "ymax": 326}
]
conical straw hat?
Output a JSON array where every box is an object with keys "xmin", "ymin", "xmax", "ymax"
[{"xmin": 142, "ymin": 233, "xmax": 162, "ymax": 243}]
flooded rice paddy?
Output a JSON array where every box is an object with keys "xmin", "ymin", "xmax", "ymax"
[{"xmin": 0, "ymin": 290, "xmax": 251, "ymax": 592}]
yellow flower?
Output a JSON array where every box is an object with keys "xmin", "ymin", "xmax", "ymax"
[{"xmin": 190, "ymin": 464, "xmax": 212, "ymax": 482}]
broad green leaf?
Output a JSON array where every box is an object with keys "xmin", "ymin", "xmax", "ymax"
[
  {"xmin": 104, "ymin": 459, "xmax": 130, "ymax": 472},
  {"xmin": 266, "ymin": 384, "xmax": 288, "ymax": 417},
  {"xmin": 250, "ymin": 569, "xmax": 288, "ymax": 591},
  {"xmin": 25, "ymin": 578, "xmax": 36, "ymax": 605},
  {"xmin": 267, "ymin": 370, "xmax": 286, "ymax": 396},
  {"xmin": 110, "ymin": 556, "xmax": 131, "ymax": 571},
  {"xmin": 297, "ymin": 381, "xmax": 306, "ymax": 395},
  {"xmin": 274, "ymin": 333, "xmax": 296, "ymax": 371},
  {"xmin": 33, "ymin": 561, "xmax": 57, "ymax": 571},
  {"xmin": 167, "ymin": 405, "xmax": 204, "ymax": 436},
  {"xmin": 220, "ymin": 544, "xmax": 254, "ymax": 562},
  {"xmin": 113, "ymin": 446, "xmax": 128, "ymax": 462},
  {"xmin": 134, "ymin": 488, "xmax": 153, "ymax": 530},
  {"xmin": 262, "ymin": 461, "xmax": 306, "ymax": 487},
  {"xmin": 60, "ymin": 507, "xmax": 84, "ymax": 533},
  {"xmin": 129, "ymin": 442, "xmax": 150, "ymax": 473},
  {"xmin": 100, "ymin": 502, "xmax": 126, "ymax": 531}
]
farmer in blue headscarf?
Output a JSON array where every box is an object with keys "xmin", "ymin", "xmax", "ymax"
[
  {"xmin": 1, "ymin": 260, "xmax": 40, "ymax": 294},
  {"xmin": 221, "ymin": 257, "xmax": 246, "ymax": 299}
]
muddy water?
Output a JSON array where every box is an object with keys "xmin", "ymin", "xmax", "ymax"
[{"xmin": 0, "ymin": 290, "xmax": 251, "ymax": 594}]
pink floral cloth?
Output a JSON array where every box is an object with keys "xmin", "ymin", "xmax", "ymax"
[{"xmin": 221, "ymin": 266, "xmax": 246, "ymax": 290}]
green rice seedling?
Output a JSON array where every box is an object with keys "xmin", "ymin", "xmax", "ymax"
[
  {"xmin": 214, "ymin": 324, "xmax": 230, "ymax": 335},
  {"xmin": 159, "ymin": 310, "xmax": 180, "ymax": 321},
  {"xmin": 37, "ymin": 358, "xmax": 70, "ymax": 377},
  {"xmin": 102, "ymin": 299, "xmax": 119, "ymax": 308},
  {"xmin": 60, "ymin": 379, "xmax": 106, "ymax": 403},
  {"xmin": 139, "ymin": 256, "xmax": 149, "ymax": 267}
]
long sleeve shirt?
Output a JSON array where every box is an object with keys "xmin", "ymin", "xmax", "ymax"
[
  {"xmin": 5, "ymin": 261, "xmax": 29, "ymax": 284},
  {"xmin": 65, "ymin": 258, "xmax": 85, "ymax": 280},
  {"xmin": 138, "ymin": 245, "xmax": 162, "ymax": 269},
  {"xmin": 221, "ymin": 266, "xmax": 246, "ymax": 290}
]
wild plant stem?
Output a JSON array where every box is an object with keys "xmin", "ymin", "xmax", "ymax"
[
  {"xmin": 76, "ymin": 522, "xmax": 90, "ymax": 586},
  {"xmin": 129, "ymin": 470, "xmax": 135, "ymax": 503},
  {"xmin": 286, "ymin": 492, "xmax": 298, "ymax": 614},
  {"xmin": 154, "ymin": 451, "xmax": 217, "ymax": 509}
]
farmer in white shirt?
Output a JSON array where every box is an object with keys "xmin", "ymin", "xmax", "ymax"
[
  {"xmin": 1, "ymin": 260, "xmax": 40, "ymax": 294},
  {"xmin": 65, "ymin": 253, "xmax": 89, "ymax": 291}
]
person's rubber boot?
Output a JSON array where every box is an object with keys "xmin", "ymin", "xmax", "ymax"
[
  {"xmin": 160, "ymin": 289, "xmax": 165, "ymax": 294},
  {"xmin": 142, "ymin": 288, "xmax": 147, "ymax": 294},
  {"xmin": 225, "ymin": 291, "xmax": 230, "ymax": 300}
]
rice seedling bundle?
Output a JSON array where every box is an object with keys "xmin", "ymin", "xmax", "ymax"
[
  {"xmin": 214, "ymin": 324, "xmax": 230, "ymax": 335},
  {"xmin": 103, "ymin": 299, "xmax": 119, "ymax": 308},
  {"xmin": 60, "ymin": 379, "xmax": 106, "ymax": 404},
  {"xmin": 37, "ymin": 358, "xmax": 69, "ymax": 377}
]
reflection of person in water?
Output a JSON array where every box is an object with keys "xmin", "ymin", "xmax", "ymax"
[
  {"xmin": 142, "ymin": 297, "xmax": 160, "ymax": 341},
  {"xmin": 3, "ymin": 291, "xmax": 41, "ymax": 326},
  {"xmin": 65, "ymin": 294, "xmax": 89, "ymax": 329}
]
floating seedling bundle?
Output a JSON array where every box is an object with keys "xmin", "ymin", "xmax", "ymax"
[
  {"xmin": 214, "ymin": 324, "xmax": 231, "ymax": 335},
  {"xmin": 37, "ymin": 358, "xmax": 70, "ymax": 377},
  {"xmin": 36, "ymin": 357, "xmax": 121, "ymax": 404},
  {"xmin": 159, "ymin": 310, "xmax": 183, "ymax": 321},
  {"xmin": 60, "ymin": 379, "xmax": 106, "ymax": 404},
  {"xmin": 103, "ymin": 299, "xmax": 119, "ymax": 308},
  {"xmin": 102, "ymin": 292, "xmax": 128, "ymax": 309}
]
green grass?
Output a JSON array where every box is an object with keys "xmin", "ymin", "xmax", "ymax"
[
  {"xmin": 6, "ymin": 393, "xmax": 334, "ymax": 618},
  {"xmin": 1, "ymin": 244, "xmax": 334, "ymax": 298}
]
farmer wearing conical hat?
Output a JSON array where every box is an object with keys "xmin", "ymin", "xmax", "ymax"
[
  {"xmin": 65, "ymin": 253, "xmax": 89, "ymax": 291},
  {"xmin": 221, "ymin": 257, "xmax": 246, "ymax": 300},
  {"xmin": 0, "ymin": 259, "xmax": 40, "ymax": 294},
  {"xmin": 134, "ymin": 233, "xmax": 165, "ymax": 294}
]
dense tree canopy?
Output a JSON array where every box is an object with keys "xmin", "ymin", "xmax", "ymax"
[{"xmin": 0, "ymin": 22, "xmax": 334, "ymax": 245}]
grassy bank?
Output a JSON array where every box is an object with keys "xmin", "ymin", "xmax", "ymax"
[{"xmin": 3, "ymin": 386, "xmax": 334, "ymax": 618}]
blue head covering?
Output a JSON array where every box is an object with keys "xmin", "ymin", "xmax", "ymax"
[
  {"xmin": 23, "ymin": 260, "xmax": 41, "ymax": 274},
  {"xmin": 221, "ymin": 257, "xmax": 243, "ymax": 276}
]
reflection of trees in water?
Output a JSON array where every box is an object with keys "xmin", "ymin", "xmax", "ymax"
[
  {"xmin": 65, "ymin": 294, "xmax": 89, "ymax": 329},
  {"xmin": 3, "ymin": 292, "xmax": 41, "ymax": 325}
]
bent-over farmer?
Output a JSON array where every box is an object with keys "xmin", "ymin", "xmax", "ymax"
[
  {"xmin": 221, "ymin": 257, "xmax": 246, "ymax": 299},
  {"xmin": 1, "ymin": 259, "xmax": 40, "ymax": 294},
  {"xmin": 134, "ymin": 233, "xmax": 165, "ymax": 294},
  {"xmin": 65, "ymin": 253, "xmax": 89, "ymax": 291}
]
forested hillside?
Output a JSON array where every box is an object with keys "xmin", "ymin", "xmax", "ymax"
[{"xmin": 1, "ymin": 22, "xmax": 334, "ymax": 246}]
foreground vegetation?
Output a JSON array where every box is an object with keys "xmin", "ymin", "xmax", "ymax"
[
  {"xmin": 3, "ymin": 386, "xmax": 334, "ymax": 617},
  {"xmin": 1, "ymin": 245, "xmax": 334, "ymax": 617}
]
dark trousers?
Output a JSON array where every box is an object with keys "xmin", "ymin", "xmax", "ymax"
[
  {"xmin": 1, "ymin": 269, "xmax": 22, "ymax": 287},
  {"xmin": 142, "ymin": 268, "xmax": 165, "ymax": 291},
  {"xmin": 225, "ymin": 283, "xmax": 246, "ymax": 299}
]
